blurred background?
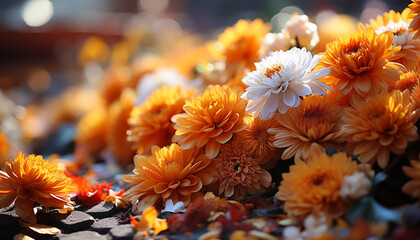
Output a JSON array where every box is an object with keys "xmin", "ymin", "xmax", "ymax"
[{"xmin": 0, "ymin": 0, "xmax": 411, "ymax": 99}]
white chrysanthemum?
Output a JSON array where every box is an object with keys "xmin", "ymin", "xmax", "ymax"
[
  {"xmin": 376, "ymin": 20, "xmax": 414, "ymax": 48},
  {"xmin": 259, "ymin": 32, "xmax": 290, "ymax": 58},
  {"xmin": 283, "ymin": 15, "xmax": 319, "ymax": 50},
  {"xmin": 241, "ymin": 47, "xmax": 331, "ymax": 120}
]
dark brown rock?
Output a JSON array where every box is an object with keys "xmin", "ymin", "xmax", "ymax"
[
  {"xmin": 109, "ymin": 224, "xmax": 135, "ymax": 240},
  {"xmin": 78, "ymin": 202, "xmax": 118, "ymax": 219},
  {"xmin": 0, "ymin": 213, "xmax": 20, "ymax": 239},
  {"xmin": 90, "ymin": 217, "xmax": 119, "ymax": 234},
  {"xmin": 38, "ymin": 210, "xmax": 95, "ymax": 233},
  {"xmin": 57, "ymin": 230, "xmax": 106, "ymax": 240}
]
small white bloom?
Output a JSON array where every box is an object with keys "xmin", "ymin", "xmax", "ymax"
[
  {"xmin": 283, "ymin": 15, "xmax": 319, "ymax": 50},
  {"xmin": 283, "ymin": 226, "xmax": 302, "ymax": 240},
  {"xmin": 161, "ymin": 199, "xmax": 186, "ymax": 214},
  {"xmin": 301, "ymin": 214, "xmax": 328, "ymax": 239},
  {"xmin": 241, "ymin": 47, "xmax": 331, "ymax": 120},
  {"xmin": 136, "ymin": 68, "xmax": 188, "ymax": 104},
  {"xmin": 340, "ymin": 171, "xmax": 372, "ymax": 200},
  {"xmin": 259, "ymin": 32, "xmax": 291, "ymax": 58}
]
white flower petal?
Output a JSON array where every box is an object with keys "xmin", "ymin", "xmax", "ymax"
[{"xmin": 283, "ymin": 90, "xmax": 297, "ymax": 107}]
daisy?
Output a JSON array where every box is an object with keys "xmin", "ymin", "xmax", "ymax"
[{"xmin": 241, "ymin": 47, "xmax": 332, "ymax": 120}]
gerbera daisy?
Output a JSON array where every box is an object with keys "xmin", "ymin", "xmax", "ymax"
[
  {"xmin": 128, "ymin": 86, "xmax": 187, "ymax": 155},
  {"xmin": 172, "ymin": 85, "xmax": 247, "ymax": 159},
  {"xmin": 342, "ymin": 90, "xmax": 419, "ymax": 168},
  {"xmin": 369, "ymin": 9, "xmax": 420, "ymax": 70},
  {"xmin": 241, "ymin": 47, "xmax": 332, "ymax": 120},
  {"xmin": 106, "ymin": 89, "xmax": 136, "ymax": 167},
  {"xmin": 402, "ymin": 155, "xmax": 420, "ymax": 200},
  {"xmin": 0, "ymin": 152, "xmax": 74, "ymax": 224},
  {"xmin": 122, "ymin": 144, "xmax": 217, "ymax": 213},
  {"xmin": 235, "ymin": 116, "xmax": 281, "ymax": 164},
  {"xmin": 212, "ymin": 19, "xmax": 269, "ymax": 69},
  {"xmin": 216, "ymin": 141, "xmax": 271, "ymax": 200},
  {"xmin": 269, "ymin": 94, "xmax": 345, "ymax": 160},
  {"xmin": 409, "ymin": 0, "xmax": 420, "ymax": 38},
  {"xmin": 319, "ymin": 28, "xmax": 403, "ymax": 104},
  {"xmin": 276, "ymin": 151, "xmax": 357, "ymax": 218}
]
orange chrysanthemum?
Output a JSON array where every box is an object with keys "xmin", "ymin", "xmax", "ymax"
[
  {"xmin": 106, "ymin": 90, "xmax": 136, "ymax": 166},
  {"xmin": 269, "ymin": 94, "xmax": 345, "ymax": 160},
  {"xmin": 128, "ymin": 86, "xmax": 188, "ymax": 155},
  {"xmin": 75, "ymin": 107, "xmax": 109, "ymax": 154},
  {"xmin": 276, "ymin": 151, "xmax": 358, "ymax": 218},
  {"xmin": 212, "ymin": 19, "xmax": 269, "ymax": 69},
  {"xmin": 0, "ymin": 131, "xmax": 10, "ymax": 167},
  {"xmin": 319, "ymin": 28, "xmax": 403, "ymax": 104},
  {"xmin": 215, "ymin": 141, "xmax": 271, "ymax": 200},
  {"xmin": 389, "ymin": 71, "xmax": 420, "ymax": 92},
  {"xmin": 402, "ymin": 155, "xmax": 420, "ymax": 200},
  {"xmin": 0, "ymin": 152, "xmax": 74, "ymax": 224},
  {"xmin": 235, "ymin": 116, "xmax": 281, "ymax": 164},
  {"xmin": 409, "ymin": 0, "xmax": 420, "ymax": 38},
  {"xmin": 342, "ymin": 90, "xmax": 419, "ymax": 168},
  {"xmin": 411, "ymin": 82, "xmax": 420, "ymax": 108},
  {"xmin": 368, "ymin": 9, "xmax": 420, "ymax": 70},
  {"xmin": 122, "ymin": 144, "xmax": 217, "ymax": 213},
  {"xmin": 172, "ymin": 85, "xmax": 247, "ymax": 159},
  {"xmin": 101, "ymin": 66, "xmax": 132, "ymax": 106}
]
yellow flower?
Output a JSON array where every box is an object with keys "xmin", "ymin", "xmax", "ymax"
[
  {"xmin": 122, "ymin": 144, "xmax": 217, "ymax": 213},
  {"xmin": 235, "ymin": 116, "xmax": 280, "ymax": 164},
  {"xmin": 212, "ymin": 19, "xmax": 269, "ymax": 69},
  {"xmin": 411, "ymin": 81, "xmax": 420, "ymax": 108},
  {"xmin": 368, "ymin": 9, "xmax": 420, "ymax": 71},
  {"xmin": 172, "ymin": 85, "xmax": 247, "ymax": 159},
  {"xmin": 342, "ymin": 90, "xmax": 419, "ymax": 168},
  {"xmin": 276, "ymin": 151, "xmax": 357, "ymax": 218},
  {"xmin": 100, "ymin": 66, "xmax": 132, "ymax": 106},
  {"xmin": 106, "ymin": 89, "xmax": 136, "ymax": 167},
  {"xmin": 128, "ymin": 86, "xmax": 187, "ymax": 155},
  {"xmin": 269, "ymin": 94, "xmax": 345, "ymax": 160},
  {"xmin": 0, "ymin": 131, "xmax": 10, "ymax": 167},
  {"xmin": 0, "ymin": 152, "xmax": 74, "ymax": 224},
  {"xmin": 75, "ymin": 107, "xmax": 109, "ymax": 154},
  {"xmin": 409, "ymin": 0, "xmax": 420, "ymax": 38},
  {"xmin": 389, "ymin": 71, "xmax": 420, "ymax": 92},
  {"xmin": 319, "ymin": 27, "xmax": 403, "ymax": 104},
  {"xmin": 216, "ymin": 141, "xmax": 272, "ymax": 200},
  {"xmin": 402, "ymin": 155, "xmax": 420, "ymax": 200}
]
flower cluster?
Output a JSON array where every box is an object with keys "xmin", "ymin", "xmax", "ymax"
[{"xmin": 3, "ymin": 1, "xmax": 420, "ymax": 239}]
